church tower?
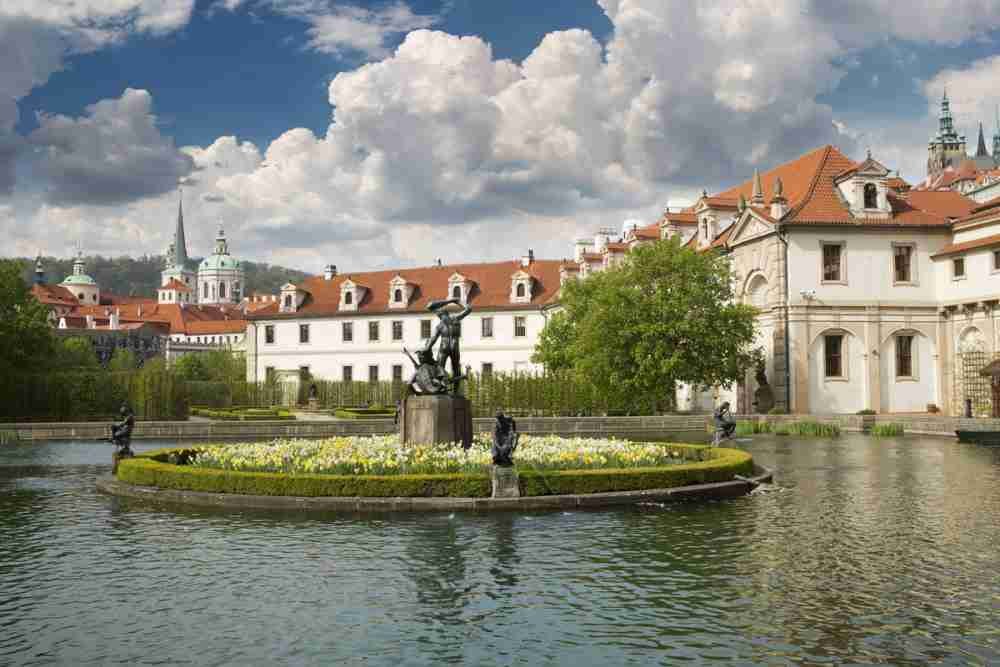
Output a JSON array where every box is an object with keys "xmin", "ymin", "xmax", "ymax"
[
  {"xmin": 993, "ymin": 105, "xmax": 1000, "ymax": 162},
  {"xmin": 160, "ymin": 190, "xmax": 196, "ymax": 295},
  {"xmin": 973, "ymin": 122, "xmax": 996, "ymax": 169},
  {"xmin": 197, "ymin": 226, "xmax": 244, "ymax": 305},
  {"xmin": 927, "ymin": 89, "xmax": 968, "ymax": 178}
]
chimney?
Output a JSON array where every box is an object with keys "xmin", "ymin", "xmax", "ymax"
[
  {"xmin": 521, "ymin": 249, "xmax": 534, "ymax": 267},
  {"xmin": 110, "ymin": 309, "xmax": 120, "ymax": 330},
  {"xmin": 85, "ymin": 314, "xmax": 95, "ymax": 329},
  {"xmin": 324, "ymin": 264, "xmax": 337, "ymax": 280},
  {"xmin": 137, "ymin": 303, "xmax": 142, "ymax": 318},
  {"xmin": 574, "ymin": 238, "xmax": 591, "ymax": 262}
]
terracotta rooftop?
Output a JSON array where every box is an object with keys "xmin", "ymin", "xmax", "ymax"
[
  {"xmin": 247, "ymin": 259, "xmax": 563, "ymax": 320},
  {"xmin": 931, "ymin": 232, "xmax": 1000, "ymax": 259},
  {"xmin": 161, "ymin": 278, "xmax": 192, "ymax": 292},
  {"xmin": 31, "ymin": 283, "xmax": 78, "ymax": 308},
  {"xmin": 73, "ymin": 302, "xmax": 246, "ymax": 336}
]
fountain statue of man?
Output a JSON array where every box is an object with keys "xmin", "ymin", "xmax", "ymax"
[
  {"xmin": 425, "ymin": 298, "xmax": 471, "ymax": 391},
  {"xmin": 713, "ymin": 401, "xmax": 736, "ymax": 445}
]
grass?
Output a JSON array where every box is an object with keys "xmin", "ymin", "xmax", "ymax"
[
  {"xmin": 870, "ymin": 423, "xmax": 905, "ymax": 437},
  {"xmin": 0, "ymin": 429, "xmax": 19, "ymax": 445},
  {"xmin": 736, "ymin": 420, "xmax": 772, "ymax": 435},
  {"xmin": 734, "ymin": 420, "xmax": 840, "ymax": 437}
]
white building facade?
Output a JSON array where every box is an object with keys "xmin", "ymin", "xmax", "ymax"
[
  {"xmin": 570, "ymin": 144, "xmax": 1000, "ymax": 416},
  {"xmin": 245, "ymin": 256, "xmax": 561, "ymax": 391}
]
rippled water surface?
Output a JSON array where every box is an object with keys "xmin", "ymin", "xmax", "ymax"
[{"xmin": 1, "ymin": 435, "xmax": 999, "ymax": 666}]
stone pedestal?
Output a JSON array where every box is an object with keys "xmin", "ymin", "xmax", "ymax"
[
  {"xmin": 491, "ymin": 465, "xmax": 520, "ymax": 498},
  {"xmin": 400, "ymin": 394, "xmax": 473, "ymax": 448},
  {"xmin": 307, "ymin": 397, "xmax": 320, "ymax": 411}
]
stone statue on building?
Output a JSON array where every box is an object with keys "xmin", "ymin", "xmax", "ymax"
[{"xmin": 753, "ymin": 362, "xmax": 775, "ymax": 414}]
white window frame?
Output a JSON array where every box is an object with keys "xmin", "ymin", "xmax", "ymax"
[
  {"xmin": 894, "ymin": 333, "xmax": 918, "ymax": 382},
  {"xmin": 823, "ymin": 333, "xmax": 848, "ymax": 382},
  {"xmin": 891, "ymin": 242, "xmax": 918, "ymax": 286},
  {"xmin": 952, "ymin": 256, "xmax": 966, "ymax": 281},
  {"xmin": 820, "ymin": 240, "xmax": 847, "ymax": 285}
]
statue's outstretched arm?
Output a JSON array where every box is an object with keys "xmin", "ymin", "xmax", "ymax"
[{"xmin": 456, "ymin": 303, "xmax": 472, "ymax": 321}]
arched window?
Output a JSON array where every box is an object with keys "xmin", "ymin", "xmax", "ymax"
[
  {"xmin": 746, "ymin": 275, "xmax": 768, "ymax": 309},
  {"xmin": 864, "ymin": 183, "xmax": 878, "ymax": 209},
  {"xmin": 344, "ymin": 291, "xmax": 353, "ymax": 305},
  {"xmin": 516, "ymin": 283, "xmax": 526, "ymax": 297},
  {"xmin": 283, "ymin": 294, "xmax": 292, "ymax": 308},
  {"xmin": 219, "ymin": 282, "xmax": 226, "ymax": 299},
  {"xmin": 452, "ymin": 285, "xmax": 461, "ymax": 299},
  {"xmin": 394, "ymin": 288, "xmax": 403, "ymax": 303}
]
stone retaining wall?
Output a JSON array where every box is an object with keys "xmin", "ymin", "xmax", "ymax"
[{"xmin": 7, "ymin": 413, "xmax": 993, "ymax": 442}]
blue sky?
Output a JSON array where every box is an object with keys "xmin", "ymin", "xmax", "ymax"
[{"xmin": 4, "ymin": 1, "xmax": 1000, "ymax": 271}]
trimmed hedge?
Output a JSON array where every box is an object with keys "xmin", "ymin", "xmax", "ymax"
[
  {"xmin": 191, "ymin": 407, "xmax": 296, "ymax": 421},
  {"xmin": 334, "ymin": 407, "xmax": 397, "ymax": 420},
  {"xmin": 116, "ymin": 444, "xmax": 752, "ymax": 498}
]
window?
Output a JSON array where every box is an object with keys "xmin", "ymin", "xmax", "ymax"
[
  {"xmin": 234, "ymin": 281, "xmax": 240, "ymax": 296},
  {"xmin": 342, "ymin": 366, "xmax": 353, "ymax": 382},
  {"xmin": 368, "ymin": 321, "xmax": 379, "ymax": 342},
  {"xmin": 953, "ymin": 257, "xmax": 966, "ymax": 280},
  {"xmin": 452, "ymin": 285, "xmax": 462, "ymax": 299},
  {"xmin": 994, "ymin": 250, "xmax": 1000, "ymax": 272},
  {"xmin": 514, "ymin": 316, "xmax": 526, "ymax": 338},
  {"xmin": 219, "ymin": 282, "xmax": 226, "ymax": 299},
  {"xmin": 863, "ymin": 182, "xmax": 878, "ymax": 209},
  {"xmin": 481, "ymin": 316, "xmax": 494, "ymax": 338},
  {"xmin": 344, "ymin": 290, "xmax": 353, "ymax": 305},
  {"xmin": 264, "ymin": 325, "xmax": 275, "ymax": 344},
  {"xmin": 265, "ymin": 366, "xmax": 275, "ymax": 383},
  {"xmin": 392, "ymin": 320, "xmax": 403, "ymax": 341},
  {"xmin": 368, "ymin": 365, "xmax": 379, "ymax": 383},
  {"xmin": 893, "ymin": 244, "xmax": 914, "ymax": 283},
  {"xmin": 283, "ymin": 294, "xmax": 292, "ymax": 308},
  {"xmin": 824, "ymin": 334, "xmax": 844, "ymax": 378},
  {"xmin": 299, "ymin": 366, "xmax": 311, "ymax": 382},
  {"xmin": 203, "ymin": 283, "xmax": 208, "ymax": 299},
  {"xmin": 822, "ymin": 243, "xmax": 843, "ymax": 282},
  {"xmin": 896, "ymin": 335, "xmax": 914, "ymax": 378},
  {"xmin": 392, "ymin": 364, "xmax": 403, "ymax": 382},
  {"xmin": 342, "ymin": 322, "xmax": 353, "ymax": 342},
  {"xmin": 78, "ymin": 292, "xmax": 84, "ymax": 299},
  {"xmin": 394, "ymin": 288, "xmax": 403, "ymax": 303},
  {"xmin": 516, "ymin": 283, "xmax": 526, "ymax": 298},
  {"xmin": 299, "ymin": 324, "xmax": 310, "ymax": 344},
  {"xmin": 481, "ymin": 362, "xmax": 493, "ymax": 376},
  {"xmin": 420, "ymin": 319, "xmax": 431, "ymax": 339}
]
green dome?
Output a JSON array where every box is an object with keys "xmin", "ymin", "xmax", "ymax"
[
  {"xmin": 199, "ymin": 255, "xmax": 240, "ymax": 271},
  {"xmin": 62, "ymin": 274, "xmax": 96, "ymax": 286}
]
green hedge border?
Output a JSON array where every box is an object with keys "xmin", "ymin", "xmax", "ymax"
[
  {"xmin": 190, "ymin": 407, "xmax": 296, "ymax": 421},
  {"xmin": 333, "ymin": 408, "xmax": 397, "ymax": 420},
  {"xmin": 117, "ymin": 444, "xmax": 753, "ymax": 498}
]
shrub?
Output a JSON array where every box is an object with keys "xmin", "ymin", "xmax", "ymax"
[
  {"xmin": 735, "ymin": 420, "xmax": 772, "ymax": 435},
  {"xmin": 871, "ymin": 423, "xmax": 904, "ymax": 437},
  {"xmin": 190, "ymin": 407, "xmax": 295, "ymax": 421},
  {"xmin": 117, "ymin": 444, "xmax": 751, "ymax": 498},
  {"xmin": 768, "ymin": 407, "xmax": 787, "ymax": 415},
  {"xmin": 857, "ymin": 409, "xmax": 876, "ymax": 416},
  {"xmin": 926, "ymin": 403, "xmax": 940, "ymax": 414},
  {"xmin": 334, "ymin": 407, "xmax": 397, "ymax": 420},
  {"xmin": 771, "ymin": 420, "xmax": 840, "ymax": 437}
]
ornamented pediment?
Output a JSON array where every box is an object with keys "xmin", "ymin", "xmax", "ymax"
[{"xmin": 729, "ymin": 211, "xmax": 775, "ymax": 247}]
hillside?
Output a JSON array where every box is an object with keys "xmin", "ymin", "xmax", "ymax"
[{"xmin": 18, "ymin": 255, "xmax": 312, "ymax": 298}]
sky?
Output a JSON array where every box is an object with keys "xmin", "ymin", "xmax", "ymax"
[{"xmin": 4, "ymin": 0, "xmax": 1000, "ymax": 275}]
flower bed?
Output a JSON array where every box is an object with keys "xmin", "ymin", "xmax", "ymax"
[{"xmin": 115, "ymin": 437, "xmax": 754, "ymax": 498}]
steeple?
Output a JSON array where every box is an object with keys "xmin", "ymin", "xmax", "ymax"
[
  {"xmin": 34, "ymin": 254, "xmax": 45, "ymax": 285},
  {"xmin": 993, "ymin": 105, "xmax": 1000, "ymax": 159},
  {"xmin": 750, "ymin": 168, "xmax": 765, "ymax": 205},
  {"xmin": 72, "ymin": 249, "xmax": 86, "ymax": 276},
  {"xmin": 976, "ymin": 122, "xmax": 989, "ymax": 157},
  {"xmin": 214, "ymin": 226, "xmax": 229, "ymax": 256},
  {"xmin": 174, "ymin": 190, "xmax": 188, "ymax": 269},
  {"xmin": 938, "ymin": 88, "xmax": 957, "ymax": 140}
]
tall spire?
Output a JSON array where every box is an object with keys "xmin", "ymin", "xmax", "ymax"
[
  {"xmin": 993, "ymin": 104, "xmax": 1000, "ymax": 159},
  {"xmin": 938, "ymin": 88, "xmax": 956, "ymax": 140},
  {"xmin": 976, "ymin": 122, "xmax": 989, "ymax": 157},
  {"xmin": 174, "ymin": 189, "xmax": 188, "ymax": 269}
]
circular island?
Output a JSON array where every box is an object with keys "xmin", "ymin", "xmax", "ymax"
[{"xmin": 97, "ymin": 435, "xmax": 771, "ymax": 511}]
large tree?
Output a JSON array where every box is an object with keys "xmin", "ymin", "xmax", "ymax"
[
  {"xmin": 533, "ymin": 238, "xmax": 761, "ymax": 413},
  {"xmin": 0, "ymin": 259, "xmax": 57, "ymax": 376}
]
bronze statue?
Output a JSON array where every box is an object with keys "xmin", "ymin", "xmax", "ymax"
[
  {"xmin": 102, "ymin": 404, "xmax": 135, "ymax": 473},
  {"xmin": 402, "ymin": 298, "xmax": 471, "ymax": 395},
  {"xmin": 712, "ymin": 401, "xmax": 736, "ymax": 445},
  {"xmin": 752, "ymin": 361, "xmax": 775, "ymax": 413},
  {"xmin": 492, "ymin": 411, "xmax": 519, "ymax": 466}
]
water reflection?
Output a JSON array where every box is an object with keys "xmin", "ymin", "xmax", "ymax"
[{"xmin": 0, "ymin": 435, "xmax": 997, "ymax": 665}]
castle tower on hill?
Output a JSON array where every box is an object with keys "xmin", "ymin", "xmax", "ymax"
[{"xmin": 927, "ymin": 90, "xmax": 1000, "ymax": 178}]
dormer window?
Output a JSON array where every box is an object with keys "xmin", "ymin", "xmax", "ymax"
[
  {"xmin": 447, "ymin": 273, "xmax": 471, "ymax": 304},
  {"xmin": 510, "ymin": 270, "xmax": 534, "ymax": 304},
  {"xmin": 283, "ymin": 294, "xmax": 292, "ymax": 308},
  {"xmin": 388, "ymin": 275, "xmax": 414, "ymax": 309},
  {"xmin": 280, "ymin": 282, "xmax": 306, "ymax": 313},
  {"xmin": 339, "ymin": 278, "xmax": 366, "ymax": 311},
  {"xmin": 864, "ymin": 183, "xmax": 878, "ymax": 209}
]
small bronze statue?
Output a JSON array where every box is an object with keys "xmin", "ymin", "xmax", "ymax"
[
  {"xmin": 492, "ymin": 411, "xmax": 519, "ymax": 466},
  {"xmin": 752, "ymin": 361, "xmax": 775, "ymax": 414},
  {"xmin": 712, "ymin": 401, "xmax": 736, "ymax": 445},
  {"xmin": 102, "ymin": 404, "xmax": 135, "ymax": 473}
]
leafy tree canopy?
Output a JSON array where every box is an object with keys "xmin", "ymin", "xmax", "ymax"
[
  {"xmin": 532, "ymin": 238, "xmax": 761, "ymax": 413},
  {"xmin": 53, "ymin": 337, "xmax": 100, "ymax": 370},
  {"xmin": 0, "ymin": 259, "xmax": 56, "ymax": 375}
]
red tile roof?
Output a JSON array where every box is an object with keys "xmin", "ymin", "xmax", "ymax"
[
  {"xmin": 956, "ymin": 196, "xmax": 1000, "ymax": 225},
  {"xmin": 161, "ymin": 278, "xmax": 192, "ymax": 292},
  {"xmin": 31, "ymin": 283, "xmax": 78, "ymax": 308},
  {"xmin": 74, "ymin": 302, "xmax": 246, "ymax": 336},
  {"xmin": 632, "ymin": 224, "xmax": 660, "ymax": 240},
  {"xmin": 247, "ymin": 259, "xmax": 563, "ymax": 320},
  {"xmin": 931, "ymin": 232, "xmax": 1000, "ymax": 258},
  {"xmin": 900, "ymin": 190, "xmax": 976, "ymax": 220}
]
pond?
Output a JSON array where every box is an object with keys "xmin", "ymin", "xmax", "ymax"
[{"xmin": 1, "ymin": 434, "xmax": 998, "ymax": 665}]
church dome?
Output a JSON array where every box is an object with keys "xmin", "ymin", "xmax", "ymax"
[
  {"xmin": 199, "ymin": 254, "xmax": 240, "ymax": 271},
  {"xmin": 61, "ymin": 273, "xmax": 97, "ymax": 286}
]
